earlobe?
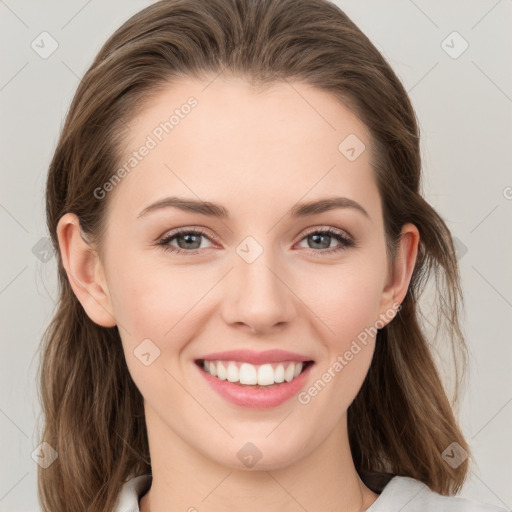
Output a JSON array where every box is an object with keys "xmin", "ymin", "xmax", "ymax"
[
  {"xmin": 378, "ymin": 223, "xmax": 420, "ymax": 326},
  {"xmin": 56, "ymin": 213, "xmax": 117, "ymax": 328}
]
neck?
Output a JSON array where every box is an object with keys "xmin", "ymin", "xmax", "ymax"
[{"xmin": 139, "ymin": 406, "xmax": 379, "ymax": 512}]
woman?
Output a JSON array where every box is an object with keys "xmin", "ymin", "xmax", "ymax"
[{"xmin": 37, "ymin": 0, "xmax": 507, "ymax": 510}]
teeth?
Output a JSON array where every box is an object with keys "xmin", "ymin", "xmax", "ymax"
[
  {"xmin": 240, "ymin": 363, "xmax": 257, "ymax": 385},
  {"xmin": 227, "ymin": 362, "xmax": 239, "ymax": 383},
  {"xmin": 201, "ymin": 360, "xmax": 305, "ymax": 386},
  {"xmin": 257, "ymin": 364, "xmax": 274, "ymax": 386},
  {"xmin": 284, "ymin": 363, "xmax": 295, "ymax": 382},
  {"xmin": 274, "ymin": 364, "xmax": 285, "ymax": 383},
  {"xmin": 216, "ymin": 361, "xmax": 227, "ymax": 380}
]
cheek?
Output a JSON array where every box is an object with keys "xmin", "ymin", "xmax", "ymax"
[
  {"xmin": 296, "ymin": 255, "xmax": 385, "ymax": 401},
  {"xmin": 300, "ymin": 260, "xmax": 385, "ymax": 345},
  {"xmin": 298, "ymin": 280, "xmax": 381, "ymax": 416},
  {"xmin": 108, "ymin": 256, "xmax": 212, "ymax": 404},
  {"xmin": 106, "ymin": 250, "xmax": 217, "ymax": 351}
]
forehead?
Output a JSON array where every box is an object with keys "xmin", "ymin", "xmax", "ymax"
[{"xmin": 107, "ymin": 76, "xmax": 380, "ymax": 223}]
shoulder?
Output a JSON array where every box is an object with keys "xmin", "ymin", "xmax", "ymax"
[
  {"xmin": 112, "ymin": 474, "xmax": 152, "ymax": 512},
  {"xmin": 366, "ymin": 475, "xmax": 509, "ymax": 512}
]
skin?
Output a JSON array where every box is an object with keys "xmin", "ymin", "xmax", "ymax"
[{"xmin": 57, "ymin": 76, "xmax": 419, "ymax": 511}]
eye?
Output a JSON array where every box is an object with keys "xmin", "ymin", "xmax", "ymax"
[
  {"xmin": 156, "ymin": 226, "xmax": 355, "ymax": 256},
  {"xmin": 157, "ymin": 228, "xmax": 215, "ymax": 254},
  {"xmin": 296, "ymin": 227, "xmax": 355, "ymax": 255}
]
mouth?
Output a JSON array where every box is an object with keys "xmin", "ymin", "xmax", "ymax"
[{"xmin": 195, "ymin": 359, "xmax": 315, "ymax": 388}]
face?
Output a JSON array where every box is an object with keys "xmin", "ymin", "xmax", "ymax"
[{"xmin": 73, "ymin": 76, "xmax": 410, "ymax": 470}]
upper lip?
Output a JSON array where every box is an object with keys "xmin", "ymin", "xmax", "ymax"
[{"xmin": 198, "ymin": 349, "xmax": 313, "ymax": 365}]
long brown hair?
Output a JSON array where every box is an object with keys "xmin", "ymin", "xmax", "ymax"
[{"xmin": 38, "ymin": 0, "xmax": 471, "ymax": 510}]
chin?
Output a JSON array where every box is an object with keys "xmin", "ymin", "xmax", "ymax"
[{"xmin": 203, "ymin": 435, "xmax": 309, "ymax": 472}]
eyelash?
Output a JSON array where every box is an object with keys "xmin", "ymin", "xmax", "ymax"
[{"xmin": 156, "ymin": 227, "xmax": 355, "ymax": 256}]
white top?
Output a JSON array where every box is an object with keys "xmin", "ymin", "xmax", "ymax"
[{"xmin": 113, "ymin": 474, "xmax": 508, "ymax": 511}]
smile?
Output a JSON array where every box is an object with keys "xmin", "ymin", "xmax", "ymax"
[
  {"xmin": 197, "ymin": 359, "xmax": 313, "ymax": 387},
  {"xmin": 195, "ymin": 358, "xmax": 315, "ymax": 408}
]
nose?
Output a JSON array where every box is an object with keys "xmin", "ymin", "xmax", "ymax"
[{"xmin": 221, "ymin": 246, "xmax": 297, "ymax": 335}]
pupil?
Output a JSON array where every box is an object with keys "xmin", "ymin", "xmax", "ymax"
[
  {"xmin": 310, "ymin": 234, "xmax": 329, "ymax": 249},
  {"xmin": 179, "ymin": 234, "xmax": 200, "ymax": 249}
]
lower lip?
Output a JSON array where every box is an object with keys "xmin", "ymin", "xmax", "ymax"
[{"xmin": 196, "ymin": 362, "xmax": 314, "ymax": 409}]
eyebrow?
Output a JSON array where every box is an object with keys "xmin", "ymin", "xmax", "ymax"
[{"xmin": 137, "ymin": 196, "xmax": 370, "ymax": 220}]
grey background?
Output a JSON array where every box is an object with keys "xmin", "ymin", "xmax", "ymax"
[{"xmin": 1, "ymin": 0, "xmax": 511, "ymax": 510}]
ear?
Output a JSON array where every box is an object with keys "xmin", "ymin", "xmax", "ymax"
[
  {"xmin": 377, "ymin": 222, "xmax": 420, "ymax": 327},
  {"xmin": 56, "ymin": 212, "xmax": 117, "ymax": 327}
]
